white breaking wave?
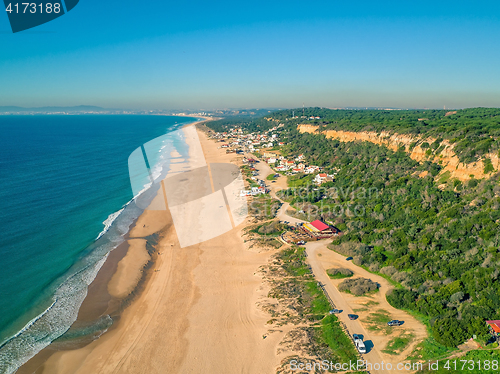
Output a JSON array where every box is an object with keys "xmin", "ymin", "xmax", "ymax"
[
  {"xmin": 1, "ymin": 299, "xmax": 57, "ymax": 346},
  {"xmin": 133, "ymin": 182, "xmax": 152, "ymax": 200},
  {"xmin": 0, "ymin": 255, "xmax": 109, "ymax": 374},
  {"xmin": 0, "ymin": 125, "xmax": 188, "ymax": 374},
  {"xmin": 96, "ymin": 208, "xmax": 125, "ymax": 240}
]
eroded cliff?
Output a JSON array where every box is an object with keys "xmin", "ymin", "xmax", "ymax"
[{"xmin": 297, "ymin": 124, "xmax": 499, "ymax": 181}]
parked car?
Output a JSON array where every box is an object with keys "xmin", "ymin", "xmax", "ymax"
[
  {"xmin": 329, "ymin": 309, "xmax": 341, "ymax": 314},
  {"xmin": 353, "ymin": 334, "xmax": 366, "ymax": 354},
  {"xmin": 348, "ymin": 314, "xmax": 358, "ymax": 320},
  {"xmin": 387, "ymin": 320, "xmax": 403, "ymax": 326},
  {"xmin": 346, "ymin": 256, "xmax": 353, "ymax": 261},
  {"xmin": 297, "ymin": 240, "xmax": 306, "ymax": 245}
]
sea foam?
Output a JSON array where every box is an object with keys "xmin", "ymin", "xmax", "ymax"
[{"xmin": 0, "ymin": 255, "xmax": 108, "ymax": 374}]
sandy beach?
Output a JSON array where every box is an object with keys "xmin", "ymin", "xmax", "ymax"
[{"xmin": 28, "ymin": 123, "xmax": 284, "ymax": 374}]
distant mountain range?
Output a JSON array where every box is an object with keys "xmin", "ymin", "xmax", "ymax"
[{"xmin": 0, "ymin": 105, "xmax": 110, "ymax": 113}]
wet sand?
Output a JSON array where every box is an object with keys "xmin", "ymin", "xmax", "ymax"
[{"xmin": 107, "ymin": 239, "xmax": 150, "ymax": 299}]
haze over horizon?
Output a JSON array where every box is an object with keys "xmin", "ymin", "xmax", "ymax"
[
  {"xmin": 0, "ymin": 104, "xmax": 494, "ymax": 113},
  {"xmin": 1, "ymin": 0, "xmax": 499, "ymax": 109}
]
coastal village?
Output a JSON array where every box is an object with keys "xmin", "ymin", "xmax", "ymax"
[
  {"xmin": 208, "ymin": 123, "xmax": 341, "ymax": 245},
  {"xmin": 211, "ymin": 123, "xmax": 336, "ymax": 183},
  {"xmin": 204, "ymin": 121, "xmax": 434, "ymax": 371}
]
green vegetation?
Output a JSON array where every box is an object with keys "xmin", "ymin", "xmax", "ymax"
[
  {"xmin": 278, "ymin": 182, "xmax": 328, "ymax": 205},
  {"xmin": 353, "ymin": 300, "xmax": 380, "ymax": 313},
  {"xmin": 240, "ymin": 164, "xmax": 253, "ymax": 178},
  {"xmin": 320, "ymin": 314, "xmax": 360, "ymax": 363},
  {"xmin": 367, "ymin": 309, "xmax": 392, "ymax": 324},
  {"xmin": 269, "ymin": 247, "xmax": 359, "ymax": 363},
  {"xmin": 255, "ymin": 220, "xmax": 286, "ymax": 235},
  {"xmin": 248, "ymin": 195, "xmax": 281, "ymax": 220},
  {"xmin": 206, "ymin": 115, "xmax": 276, "ymax": 133},
  {"xmin": 277, "ymin": 246, "xmax": 312, "ymax": 277},
  {"xmin": 382, "ymin": 333, "xmax": 414, "ymax": 355},
  {"xmin": 286, "ymin": 174, "xmax": 314, "ymax": 188},
  {"xmin": 279, "ymin": 125, "xmax": 500, "ymax": 348},
  {"xmin": 272, "ymin": 107, "xmax": 500, "ymax": 164},
  {"xmin": 338, "ymin": 277, "xmax": 379, "ymax": 295},
  {"xmin": 407, "ymin": 336, "xmax": 456, "ymax": 361},
  {"xmin": 484, "ymin": 157, "xmax": 495, "ymax": 174},
  {"xmin": 365, "ymin": 309, "xmax": 393, "ymax": 334},
  {"xmin": 327, "ymin": 267, "xmax": 353, "ymax": 279},
  {"xmin": 417, "ymin": 350, "xmax": 500, "ymax": 374},
  {"xmin": 209, "ymin": 107, "xmax": 500, "ymax": 164},
  {"xmin": 208, "ymin": 107, "xmax": 500, "ymax": 351},
  {"xmin": 245, "ymin": 221, "xmax": 286, "ymax": 250}
]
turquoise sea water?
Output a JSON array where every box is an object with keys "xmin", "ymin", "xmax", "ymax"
[{"xmin": 0, "ymin": 115, "xmax": 195, "ymax": 373}]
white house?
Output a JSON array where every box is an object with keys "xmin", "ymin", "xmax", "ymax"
[
  {"xmin": 240, "ymin": 190, "xmax": 251, "ymax": 197},
  {"xmin": 314, "ymin": 173, "xmax": 328, "ymax": 184}
]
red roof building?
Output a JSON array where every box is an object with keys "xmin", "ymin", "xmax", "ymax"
[
  {"xmin": 300, "ymin": 220, "xmax": 341, "ymax": 240},
  {"xmin": 487, "ymin": 320, "xmax": 500, "ymax": 334},
  {"xmin": 310, "ymin": 220, "xmax": 329, "ymax": 231}
]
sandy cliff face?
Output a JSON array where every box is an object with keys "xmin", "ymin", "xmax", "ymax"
[{"xmin": 297, "ymin": 124, "xmax": 499, "ymax": 181}]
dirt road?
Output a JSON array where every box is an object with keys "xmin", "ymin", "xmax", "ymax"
[{"xmin": 251, "ymin": 155, "xmax": 428, "ymax": 373}]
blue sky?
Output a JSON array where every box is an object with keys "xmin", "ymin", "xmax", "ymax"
[{"xmin": 1, "ymin": 0, "xmax": 500, "ymax": 109}]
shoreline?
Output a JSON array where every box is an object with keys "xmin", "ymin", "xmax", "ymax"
[
  {"xmin": 20, "ymin": 118, "xmax": 291, "ymax": 374},
  {"xmin": 17, "ymin": 118, "xmax": 208, "ymax": 373},
  {"xmin": 21, "ymin": 120, "xmax": 287, "ymax": 374}
]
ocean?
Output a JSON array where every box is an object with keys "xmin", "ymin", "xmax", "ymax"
[{"xmin": 0, "ymin": 115, "xmax": 195, "ymax": 373}]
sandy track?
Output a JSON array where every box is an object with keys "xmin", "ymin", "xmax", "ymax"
[
  {"xmin": 252, "ymin": 155, "xmax": 428, "ymax": 373},
  {"xmin": 306, "ymin": 241, "xmax": 428, "ymax": 372},
  {"xmin": 307, "ymin": 242, "xmax": 428, "ymax": 363}
]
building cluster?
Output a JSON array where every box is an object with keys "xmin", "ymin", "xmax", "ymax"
[
  {"xmin": 262, "ymin": 152, "xmax": 336, "ymax": 184},
  {"xmin": 210, "ymin": 125, "xmax": 336, "ymax": 186},
  {"xmin": 240, "ymin": 185, "xmax": 268, "ymax": 197},
  {"xmin": 212, "ymin": 125, "xmax": 284, "ymax": 153}
]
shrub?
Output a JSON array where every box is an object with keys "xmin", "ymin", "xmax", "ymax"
[
  {"xmin": 432, "ymin": 316, "xmax": 469, "ymax": 347},
  {"xmin": 327, "ymin": 267, "xmax": 353, "ymax": 279},
  {"xmin": 352, "ymin": 255, "xmax": 365, "ymax": 266},
  {"xmin": 369, "ymin": 263, "xmax": 380, "ymax": 272},
  {"xmin": 450, "ymin": 291, "xmax": 464, "ymax": 303},
  {"xmin": 258, "ymin": 221, "xmax": 284, "ymax": 235},
  {"xmin": 483, "ymin": 158, "xmax": 495, "ymax": 174},
  {"xmin": 392, "ymin": 271, "xmax": 410, "ymax": 283},
  {"xmin": 468, "ymin": 179, "xmax": 478, "ymax": 188},
  {"xmin": 338, "ymin": 277, "xmax": 379, "ymax": 295},
  {"xmin": 380, "ymin": 266, "xmax": 397, "ymax": 277},
  {"xmin": 386, "ymin": 289, "xmax": 417, "ymax": 309},
  {"xmin": 329, "ymin": 241, "xmax": 369, "ymax": 257}
]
